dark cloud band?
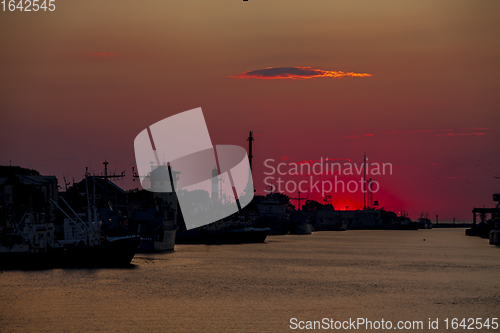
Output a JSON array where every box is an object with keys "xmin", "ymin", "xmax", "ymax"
[{"xmin": 229, "ymin": 67, "xmax": 372, "ymax": 80}]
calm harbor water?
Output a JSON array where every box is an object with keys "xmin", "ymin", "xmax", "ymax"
[{"xmin": 1, "ymin": 229, "xmax": 499, "ymax": 332}]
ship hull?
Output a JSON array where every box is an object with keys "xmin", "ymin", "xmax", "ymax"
[
  {"xmin": 378, "ymin": 224, "xmax": 420, "ymax": 230},
  {"xmin": 313, "ymin": 223, "xmax": 347, "ymax": 231},
  {"xmin": 268, "ymin": 222, "xmax": 288, "ymax": 235},
  {"xmin": 176, "ymin": 227, "xmax": 269, "ymax": 245},
  {"xmin": 0, "ymin": 236, "xmax": 141, "ymax": 270},
  {"xmin": 138, "ymin": 230, "xmax": 176, "ymax": 253},
  {"xmin": 289, "ymin": 222, "xmax": 312, "ymax": 235}
]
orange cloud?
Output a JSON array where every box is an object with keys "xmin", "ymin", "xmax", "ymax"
[{"xmin": 229, "ymin": 67, "xmax": 372, "ymax": 80}]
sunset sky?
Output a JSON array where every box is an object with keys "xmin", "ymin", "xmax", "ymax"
[{"xmin": 1, "ymin": 0, "xmax": 499, "ymax": 221}]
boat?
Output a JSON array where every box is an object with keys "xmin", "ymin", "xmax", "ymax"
[
  {"xmin": 176, "ymin": 216, "xmax": 269, "ymax": 245},
  {"xmin": 288, "ymin": 212, "xmax": 312, "ymax": 234},
  {"xmin": 311, "ymin": 207, "xmax": 348, "ymax": 231},
  {"xmin": 138, "ymin": 227, "xmax": 176, "ymax": 252},
  {"xmin": 418, "ymin": 212, "xmax": 432, "ymax": 229},
  {"xmin": 176, "ymin": 226, "xmax": 269, "ymax": 245},
  {"xmin": 389, "ymin": 212, "xmax": 420, "ymax": 230},
  {"xmin": 489, "ymin": 221, "xmax": 500, "ymax": 246},
  {"xmin": 468, "ymin": 191, "xmax": 500, "ymax": 238},
  {"xmin": 0, "ymin": 213, "xmax": 141, "ymax": 270},
  {"xmin": 256, "ymin": 189, "xmax": 289, "ymax": 235},
  {"xmin": 397, "ymin": 222, "xmax": 420, "ymax": 230},
  {"xmin": 384, "ymin": 214, "xmax": 419, "ymax": 230},
  {"xmin": 0, "ymin": 177, "xmax": 141, "ymax": 270},
  {"xmin": 257, "ymin": 216, "xmax": 288, "ymax": 235},
  {"xmin": 135, "ymin": 209, "xmax": 176, "ymax": 252},
  {"xmin": 313, "ymin": 219, "xmax": 347, "ymax": 231}
]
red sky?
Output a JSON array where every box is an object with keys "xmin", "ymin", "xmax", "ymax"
[{"xmin": 1, "ymin": 0, "xmax": 499, "ymax": 221}]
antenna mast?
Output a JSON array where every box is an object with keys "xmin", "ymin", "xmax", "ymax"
[
  {"xmin": 91, "ymin": 160, "xmax": 126, "ymax": 204},
  {"xmin": 92, "ymin": 160, "xmax": 125, "ymax": 181},
  {"xmin": 247, "ymin": 131, "xmax": 254, "ymax": 170},
  {"xmin": 363, "ymin": 153, "xmax": 366, "ymax": 209},
  {"xmin": 291, "ymin": 191, "xmax": 309, "ymax": 211},
  {"xmin": 63, "ymin": 175, "xmax": 70, "ymax": 191}
]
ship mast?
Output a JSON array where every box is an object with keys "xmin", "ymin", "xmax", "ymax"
[
  {"xmin": 291, "ymin": 191, "xmax": 309, "ymax": 211},
  {"xmin": 367, "ymin": 178, "xmax": 374, "ymax": 209},
  {"xmin": 363, "ymin": 153, "xmax": 366, "ymax": 210},
  {"xmin": 247, "ymin": 131, "xmax": 254, "ymax": 171},
  {"xmin": 91, "ymin": 160, "xmax": 125, "ymax": 204}
]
